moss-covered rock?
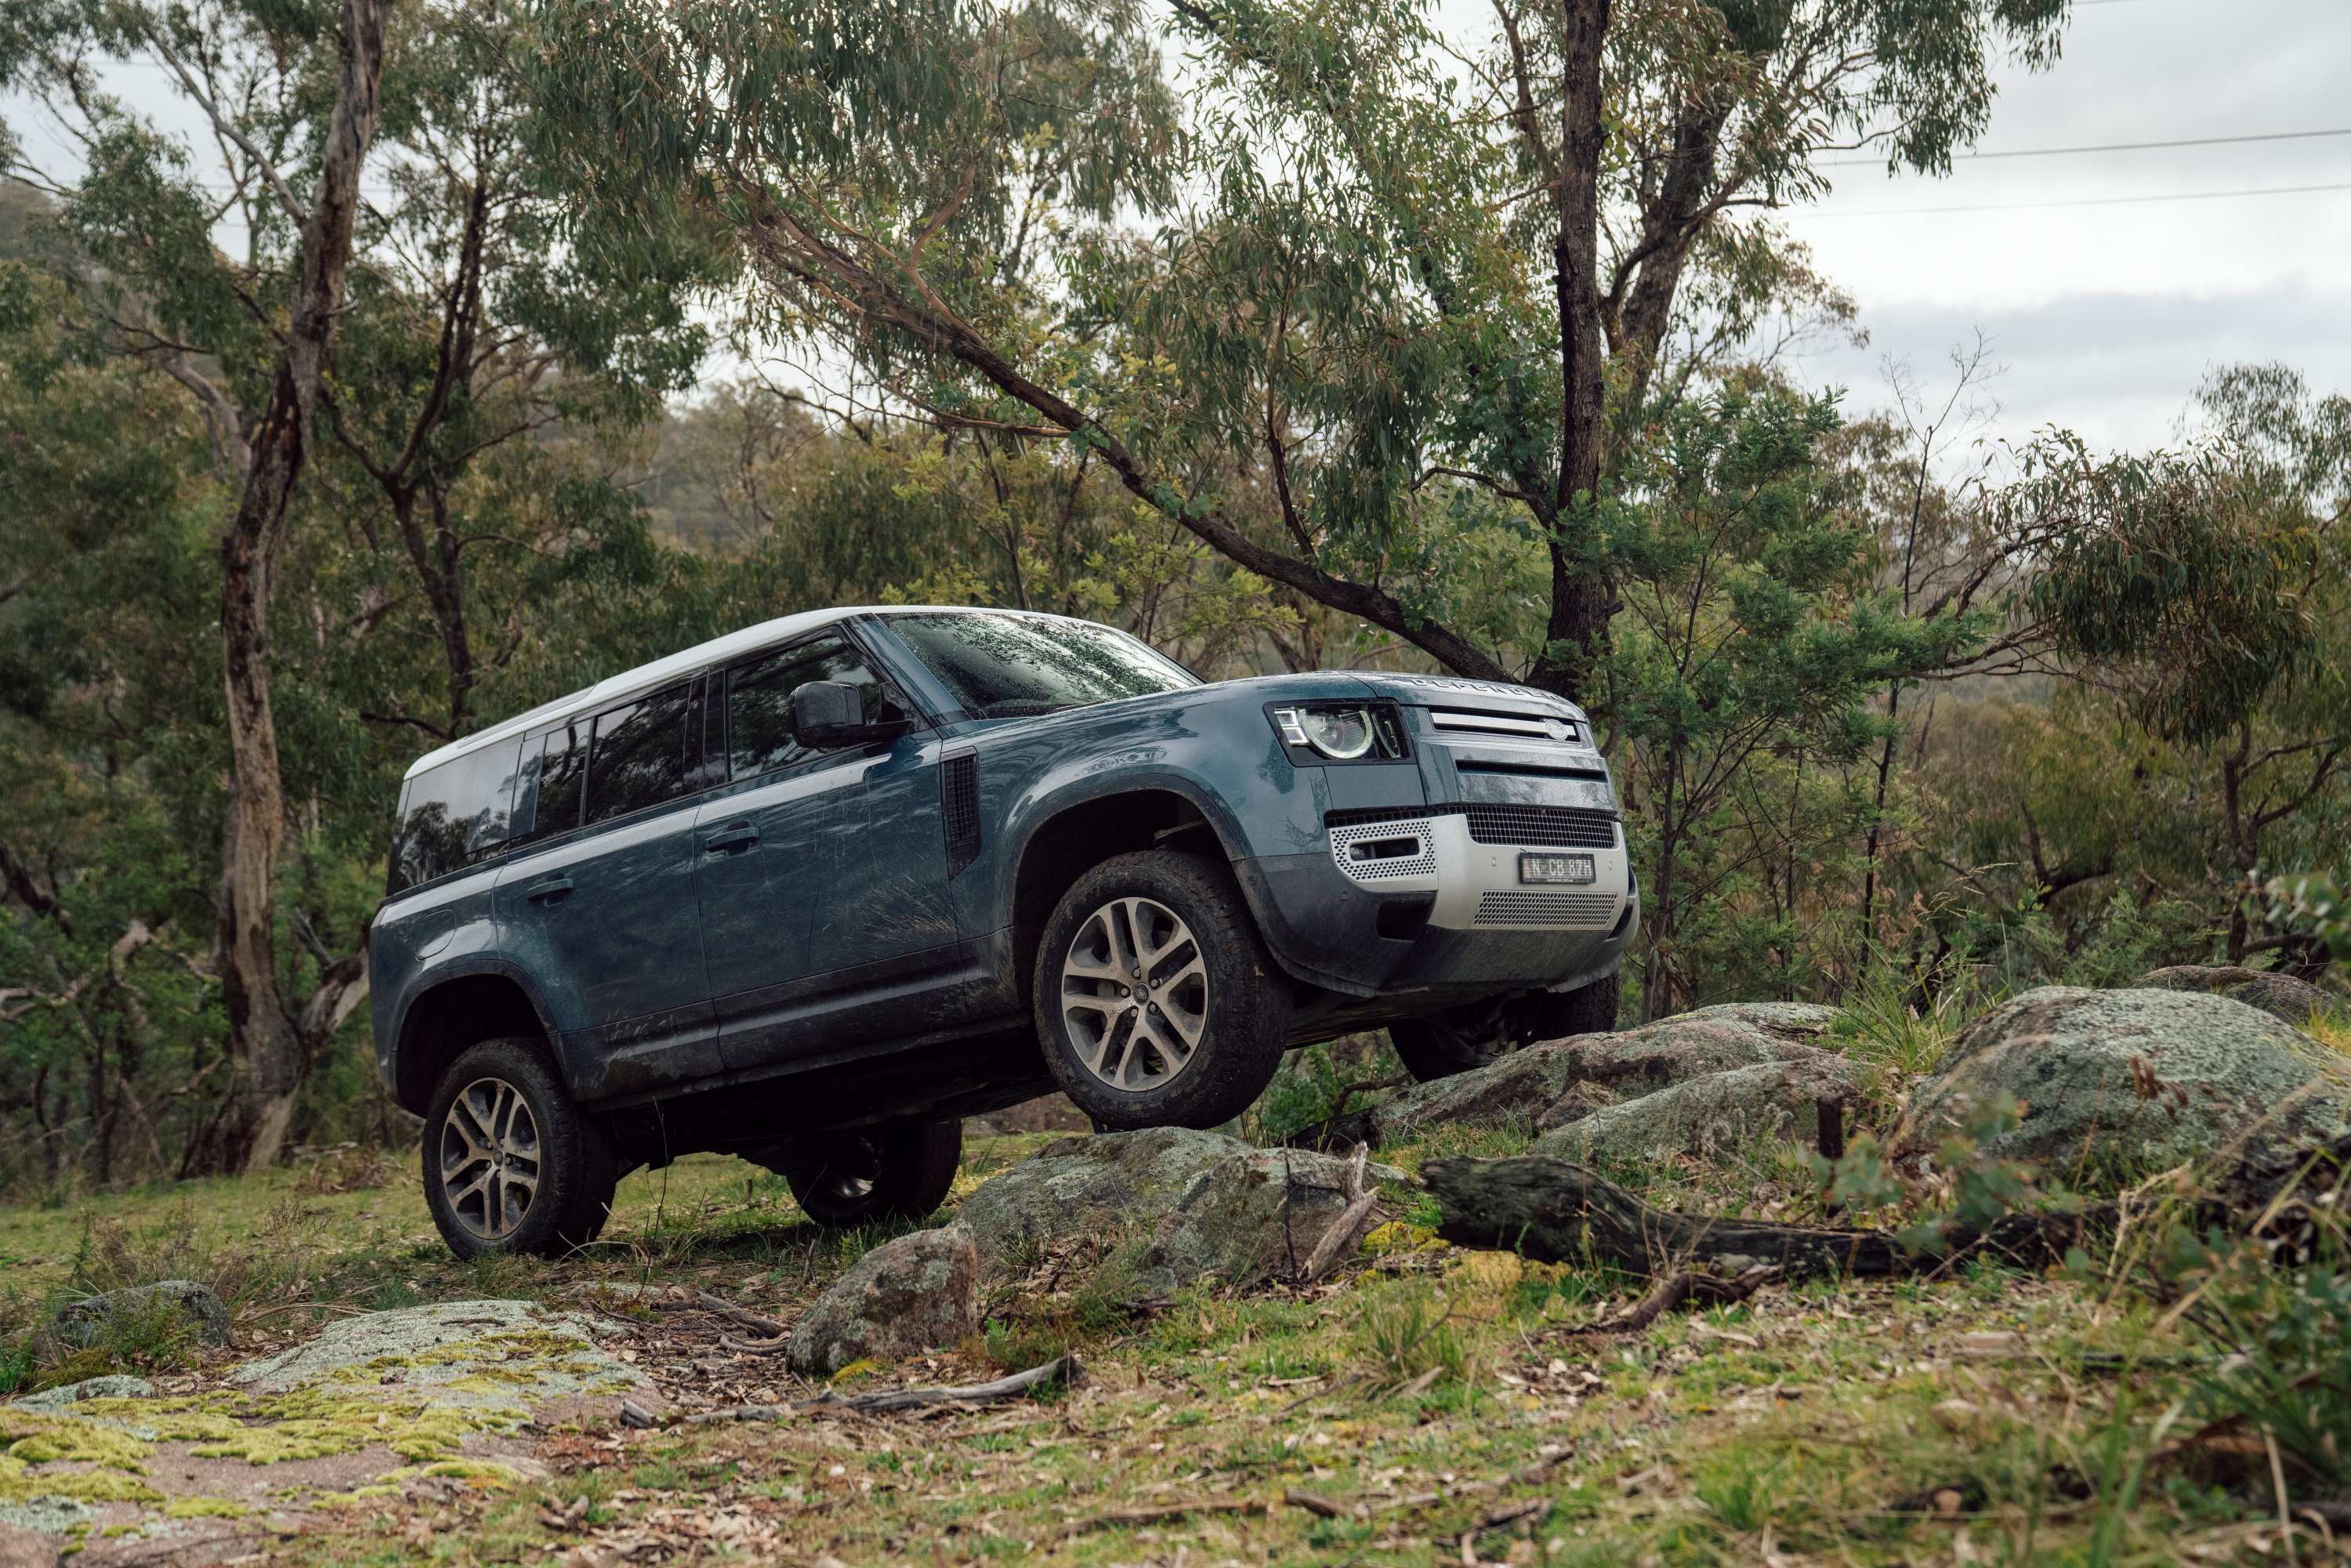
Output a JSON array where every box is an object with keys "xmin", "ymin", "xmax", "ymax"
[
  {"xmin": 47, "ymin": 1282, "xmax": 229, "ymax": 1354},
  {"xmin": 1898, "ymin": 986, "xmax": 2351, "ymax": 1175},
  {"xmin": 786, "ymin": 1228, "xmax": 980, "ymax": 1377},
  {"xmin": 1134, "ymin": 1147, "xmax": 1407, "ymax": 1294},
  {"xmin": 953, "ymin": 1127, "xmax": 1255, "ymax": 1281},
  {"xmin": 2135, "ymin": 965, "xmax": 2332, "ymax": 1026},
  {"xmin": 1291, "ymin": 1002, "xmax": 1841, "ymax": 1151},
  {"xmin": 1531, "ymin": 1055, "xmax": 1861, "ymax": 1167}
]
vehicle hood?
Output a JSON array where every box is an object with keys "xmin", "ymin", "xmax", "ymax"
[{"xmin": 1349, "ymin": 672, "xmax": 1583, "ymax": 722}]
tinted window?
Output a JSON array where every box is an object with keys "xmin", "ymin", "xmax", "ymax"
[
  {"xmin": 585, "ymin": 683, "xmax": 692, "ymax": 824},
  {"xmin": 884, "ymin": 612, "xmax": 1196, "ymax": 718},
  {"xmin": 726, "ymin": 636, "xmax": 887, "ymax": 779},
  {"xmin": 512, "ymin": 723, "xmax": 585, "ymax": 843},
  {"xmin": 389, "ymin": 740, "xmax": 523, "ymax": 894}
]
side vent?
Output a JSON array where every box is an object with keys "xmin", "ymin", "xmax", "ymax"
[{"xmin": 941, "ymin": 750, "xmax": 981, "ymax": 878}]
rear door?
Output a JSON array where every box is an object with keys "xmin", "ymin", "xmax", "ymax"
[
  {"xmin": 494, "ymin": 679, "xmax": 719, "ymax": 1099},
  {"xmin": 696, "ymin": 630, "xmax": 958, "ymax": 1072}
]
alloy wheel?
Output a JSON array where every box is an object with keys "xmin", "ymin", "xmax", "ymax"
[
  {"xmin": 1060, "ymin": 896, "xmax": 1211, "ymax": 1092},
  {"xmin": 438, "ymin": 1077, "xmax": 541, "ymax": 1242}
]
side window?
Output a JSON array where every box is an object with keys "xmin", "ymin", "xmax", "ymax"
[
  {"xmin": 724, "ymin": 636, "xmax": 887, "ymax": 780},
  {"xmin": 388, "ymin": 739, "xmax": 523, "ymax": 893},
  {"xmin": 518, "ymin": 722, "xmax": 585, "ymax": 842},
  {"xmin": 585, "ymin": 683, "xmax": 691, "ymax": 825}
]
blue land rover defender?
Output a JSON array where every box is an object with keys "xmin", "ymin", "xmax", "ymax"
[{"xmin": 371, "ymin": 607, "xmax": 1638, "ymax": 1257}]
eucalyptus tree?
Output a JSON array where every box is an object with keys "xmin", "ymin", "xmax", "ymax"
[
  {"xmin": 537, "ymin": 0, "xmax": 2069, "ymax": 701},
  {"xmin": 321, "ymin": 0, "xmax": 717, "ymax": 739},
  {"xmin": 2018, "ymin": 392, "xmax": 2348, "ymax": 968},
  {"xmin": 2, "ymin": 0, "xmax": 394, "ymax": 1171}
]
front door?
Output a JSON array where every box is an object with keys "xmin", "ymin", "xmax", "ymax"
[
  {"xmin": 494, "ymin": 679, "xmax": 718, "ymax": 1099},
  {"xmin": 697, "ymin": 630, "xmax": 958, "ymax": 1072}
]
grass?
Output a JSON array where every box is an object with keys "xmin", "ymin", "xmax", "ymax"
[{"xmin": 0, "ymin": 1051, "xmax": 2329, "ymax": 1562}]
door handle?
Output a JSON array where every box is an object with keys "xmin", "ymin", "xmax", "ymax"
[
  {"xmin": 704, "ymin": 823, "xmax": 759, "ymax": 854},
  {"xmin": 525, "ymin": 875, "xmax": 574, "ymax": 903}
]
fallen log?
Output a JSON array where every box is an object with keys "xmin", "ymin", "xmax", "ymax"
[{"xmin": 1425, "ymin": 1156, "xmax": 2104, "ymax": 1279}]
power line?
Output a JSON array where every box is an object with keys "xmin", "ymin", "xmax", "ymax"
[
  {"xmin": 1819, "ymin": 125, "xmax": 2351, "ymax": 168},
  {"xmin": 1807, "ymin": 179, "xmax": 2351, "ymax": 218}
]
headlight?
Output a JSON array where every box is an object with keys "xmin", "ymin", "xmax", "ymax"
[{"xmin": 1270, "ymin": 704, "xmax": 1407, "ymax": 762}]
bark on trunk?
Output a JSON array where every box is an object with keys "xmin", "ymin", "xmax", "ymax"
[
  {"xmin": 1529, "ymin": 0, "xmax": 1615, "ymax": 705},
  {"xmin": 205, "ymin": 0, "xmax": 392, "ymax": 1177}
]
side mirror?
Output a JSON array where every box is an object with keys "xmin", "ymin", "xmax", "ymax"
[{"xmin": 792, "ymin": 680, "xmax": 911, "ymax": 750}]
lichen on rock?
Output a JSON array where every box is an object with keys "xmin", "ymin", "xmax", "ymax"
[
  {"xmin": 786, "ymin": 1227, "xmax": 980, "ymax": 1377},
  {"xmin": 1898, "ymin": 985, "xmax": 2351, "ymax": 1177},
  {"xmin": 1533, "ymin": 1055, "xmax": 1861, "ymax": 1167},
  {"xmin": 952, "ymin": 1127, "xmax": 1259, "ymax": 1281}
]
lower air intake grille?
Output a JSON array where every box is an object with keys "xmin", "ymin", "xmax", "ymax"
[
  {"xmin": 1461, "ymin": 805, "xmax": 1617, "ymax": 849},
  {"xmin": 1475, "ymin": 890, "xmax": 1617, "ymax": 929}
]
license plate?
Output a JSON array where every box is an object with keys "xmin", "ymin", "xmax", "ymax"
[{"xmin": 1520, "ymin": 852, "xmax": 1595, "ymax": 885}]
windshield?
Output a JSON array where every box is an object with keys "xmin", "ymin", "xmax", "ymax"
[{"xmin": 882, "ymin": 612, "xmax": 1199, "ymax": 719}]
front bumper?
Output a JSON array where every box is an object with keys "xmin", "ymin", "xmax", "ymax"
[{"xmin": 1233, "ymin": 806, "xmax": 1639, "ymax": 1002}]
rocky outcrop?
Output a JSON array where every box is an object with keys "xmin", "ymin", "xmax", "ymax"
[
  {"xmin": 786, "ymin": 1229, "xmax": 980, "ymax": 1377},
  {"xmin": 1898, "ymin": 986, "xmax": 2351, "ymax": 1175},
  {"xmin": 1134, "ymin": 1147, "xmax": 1403, "ymax": 1295},
  {"xmin": 1534, "ymin": 1055, "xmax": 1861, "ymax": 1167},
  {"xmin": 2, "ymin": 1299, "xmax": 647, "ymax": 1562},
  {"xmin": 2135, "ymin": 965, "xmax": 2331, "ymax": 1026},
  {"xmin": 949, "ymin": 1129, "xmax": 1401, "ymax": 1295},
  {"xmin": 1291, "ymin": 1001, "xmax": 1842, "ymax": 1151},
  {"xmin": 47, "ymin": 1281, "xmax": 230, "ymax": 1353},
  {"xmin": 949, "ymin": 1126, "xmax": 1256, "ymax": 1281}
]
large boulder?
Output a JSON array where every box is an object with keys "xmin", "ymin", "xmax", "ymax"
[
  {"xmin": 2135, "ymin": 965, "xmax": 2331, "ymax": 1027},
  {"xmin": 46, "ymin": 1281, "xmax": 230, "ymax": 1353},
  {"xmin": 1291, "ymin": 1002, "xmax": 1842, "ymax": 1151},
  {"xmin": 786, "ymin": 1228, "xmax": 980, "ymax": 1377},
  {"xmin": 1532, "ymin": 1055, "xmax": 1862, "ymax": 1167},
  {"xmin": 1134, "ymin": 1147, "xmax": 1405, "ymax": 1295},
  {"xmin": 1897, "ymin": 986, "xmax": 2351, "ymax": 1174},
  {"xmin": 951, "ymin": 1127, "xmax": 1255, "ymax": 1282}
]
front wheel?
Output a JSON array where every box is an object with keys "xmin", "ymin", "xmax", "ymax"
[
  {"xmin": 1034, "ymin": 850, "xmax": 1291, "ymax": 1130},
  {"xmin": 766, "ymin": 1121, "xmax": 963, "ymax": 1227},
  {"xmin": 423, "ymin": 1038, "xmax": 618, "ymax": 1261},
  {"xmin": 1389, "ymin": 972, "xmax": 1622, "ymax": 1085}
]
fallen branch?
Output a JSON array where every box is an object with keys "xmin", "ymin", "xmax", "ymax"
[
  {"xmin": 1053, "ymin": 1494, "xmax": 1266, "ymax": 1540},
  {"xmin": 1298, "ymin": 1143, "xmax": 1380, "ymax": 1284},
  {"xmin": 1597, "ymin": 1265, "xmax": 1780, "ymax": 1333},
  {"xmin": 1425, "ymin": 1156, "xmax": 2105, "ymax": 1280},
  {"xmin": 679, "ymin": 1354, "xmax": 1081, "ymax": 1425}
]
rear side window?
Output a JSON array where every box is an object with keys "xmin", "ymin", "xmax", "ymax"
[
  {"xmin": 585, "ymin": 683, "xmax": 692, "ymax": 824},
  {"xmin": 389, "ymin": 740, "xmax": 523, "ymax": 894},
  {"xmin": 513, "ymin": 722, "xmax": 585, "ymax": 843},
  {"xmin": 725, "ymin": 636, "xmax": 886, "ymax": 780}
]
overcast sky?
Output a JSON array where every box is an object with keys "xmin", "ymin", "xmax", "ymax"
[
  {"xmin": 9, "ymin": 0, "xmax": 2347, "ymax": 457},
  {"xmin": 1743, "ymin": 0, "xmax": 2351, "ymax": 450}
]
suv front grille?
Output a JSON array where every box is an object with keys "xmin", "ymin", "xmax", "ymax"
[
  {"xmin": 1476, "ymin": 890, "xmax": 1617, "ymax": 928},
  {"xmin": 1461, "ymin": 805, "xmax": 1616, "ymax": 849},
  {"xmin": 1324, "ymin": 803, "xmax": 1617, "ymax": 849}
]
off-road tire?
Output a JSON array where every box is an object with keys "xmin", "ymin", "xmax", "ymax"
[
  {"xmin": 423, "ymin": 1037, "xmax": 618, "ymax": 1261},
  {"xmin": 1032, "ymin": 850, "xmax": 1291, "ymax": 1130},
  {"xmin": 770, "ymin": 1121, "xmax": 963, "ymax": 1226},
  {"xmin": 1389, "ymin": 972, "xmax": 1621, "ymax": 1085}
]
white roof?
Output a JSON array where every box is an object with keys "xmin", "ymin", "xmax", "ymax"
[{"xmin": 400, "ymin": 604, "xmax": 1092, "ymax": 781}]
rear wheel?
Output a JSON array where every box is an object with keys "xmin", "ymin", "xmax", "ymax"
[
  {"xmin": 766, "ymin": 1121, "xmax": 963, "ymax": 1226},
  {"xmin": 1034, "ymin": 850, "xmax": 1291, "ymax": 1130},
  {"xmin": 423, "ymin": 1038, "xmax": 618, "ymax": 1260},
  {"xmin": 1389, "ymin": 972, "xmax": 1621, "ymax": 1085}
]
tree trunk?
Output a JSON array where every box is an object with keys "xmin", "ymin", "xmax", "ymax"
[
  {"xmin": 1528, "ymin": 0, "xmax": 1614, "ymax": 705},
  {"xmin": 205, "ymin": 0, "xmax": 392, "ymax": 1177}
]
